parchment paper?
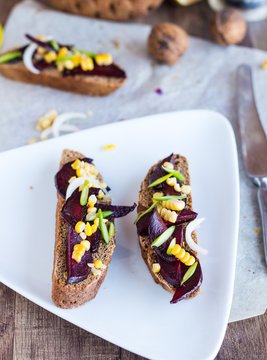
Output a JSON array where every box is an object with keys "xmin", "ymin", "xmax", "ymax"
[{"xmin": 0, "ymin": 0, "xmax": 266, "ymax": 323}]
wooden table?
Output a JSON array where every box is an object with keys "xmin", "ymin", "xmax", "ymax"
[{"xmin": 0, "ymin": 1, "xmax": 266, "ymax": 359}]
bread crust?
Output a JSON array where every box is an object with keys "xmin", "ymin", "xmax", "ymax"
[
  {"xmin": 52, "ymin": 149, "xmax": 116, "ymax": 308},
  {"xmin": 137, "ymin": 154, "xmax": 200, "ymax": 299},
  {"xmin": 0, "ymin": 60, "xmax": 126, "ymax": 96},
  {"xmin": 44, "ymin": 0, "xmax": 164, "ymax": 21}
]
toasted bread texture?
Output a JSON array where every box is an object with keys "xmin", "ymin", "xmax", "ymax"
[
  {"xmin": 44, "ymin": 0, "xmax": 164, "ymax": 21},
  {"xmin": 52, "ymin": 149, "xmax": 116, "ymax": 308},
  {"xmin": 0, "ymin": 59, "xmax": 126, "ymax": 96},
  {"xmin": 137, "ymin": 154, "xmax": 200, "ymax": 299}
]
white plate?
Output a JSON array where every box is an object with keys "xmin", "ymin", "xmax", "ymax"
[{"xmin": 0, "ymin": 110, "xmax": 239, "ymax": 360}]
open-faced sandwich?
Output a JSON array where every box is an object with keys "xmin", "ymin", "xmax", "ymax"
[
  {"xmin": 135, "ymin": 154, "xmax": 207, "ymax": 304},
  {"xmin": 52, "ymin": 149, "xmax": 136, "ymax": 308},
  {"xmin": 0, "ymin": 34, "xmax": 126, "ymax": 96}
]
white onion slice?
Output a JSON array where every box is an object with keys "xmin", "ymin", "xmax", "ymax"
[
  {"xmin": 23, "ymin": 35, "xmax": 53, "ymax": 74},
  {"xmin": 185, "ymin": 218, "xmax": 208, "ymax": 255},
  {"xmin": 40, "ymin": 124, "xmax": 79, "ymax": 140},
  {"xmin": 52, "ymin": 112, "xmax": 87, "ymax": 137},
  {"xmin": 66, "ymin": 176, "xmax": 101, "ymax": 199}
]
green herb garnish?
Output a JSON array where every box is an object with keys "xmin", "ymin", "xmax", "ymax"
[
  {"xmin": 153, "ymin": 195, "xmax": 186, "ymax": 201},
  {"xmin": 72, "ymin": 47, "xmax": 96, "ymax": 58},
  {"xmin": 151, "ymin": 226, "xmax": 175, "ymax": 248},
  {"xmin": 134, "ymin": 201, "xmax": 158, "ymax": 224},
  {"xmin": 166, "ymin": 238, "xmax": 176, "ymax": 255},
  {"xmin": 181, "ymin": 261, "xmax": 198, "ymax": 285},
  {"xmin": 148, "ymin": 173, "xmax": 172, "ymax": 188},
  {"xmin": 80, "ymin": 180, "xmax": 90, "ymax": 206},
  {"xmin": 85, "ymin": 210, "xmax": 113, "ymax": 222},
  {"xmin": 0, "ymin": 51, "xmax": 22, "ymax": 64},
  {"xmin": 162, "ymin": 166, "xmax": 185, "ymax": 182},
  {"xmin": 50, "ymin": 40, "xmax": 60, "ymax": 51},
  {"xmin": 98, "ymin": 209, "xmax": 109, "ymax": 244},
  {"xmin": 108, "ymin": 222, "xmax": 115, "ymax": 239}
]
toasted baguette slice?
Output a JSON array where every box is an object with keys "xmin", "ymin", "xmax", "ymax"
[
  {"xmin": 0, "ymin": 56, "xmax": 126, "ymax": 96},
  {"xmin": 52, "ymin": 149, "xmax": 116, "ymax": 308},
  {"xmin": 137, "ymin": 154, "xmax": 200, "ymax": 299}
]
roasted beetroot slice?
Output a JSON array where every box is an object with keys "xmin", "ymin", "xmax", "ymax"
[
  {"xmin": 96, "ymin": 203, "xmax": 136, "ymax": 218},
  {"xmin": 66, "ymin": 226, "xmax": 93, "ymax": 284},
  {"xmin": 170, "ymin": 261, "xmax": 203, "ymax": 304},
  {"xmin": 63, "ymin": 63, "xmax": 126, "ymax": 79},
  {"xmin": 158, "ymin": 256, "xmax": 181, "ymax": 286},
  {"xmin": 90, "ymin": 229, "xmax": 102, "ymax": 253},
  {"xmin": 25, "ymin": 34, "xmax": 55, "ymax": 51},
  {"xmin": 55, "ymin": 157, "xmax": 93, "ymax": 198},
  {"xmin": 136, "ymin": 211, "xmax": 152, "ymax": 236},
  {"xmin": 148, "ymin": 154, "xmax": 175, "ymax": 189},
  {"xmin": 148, "ymin": 209, "xmax": 167, "ymax": 243},
  {"xmin": 34, "ymin": 59, "xmax": 55, "ymax": 71},
  {"xmin": 61, "ymin": 188, "xmax": 99, "ymax": 227},
  {"xmin": 176, "ymin": 209, "xmax": 198, "ymax": 224}
]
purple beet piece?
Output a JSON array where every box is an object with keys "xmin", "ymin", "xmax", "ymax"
[
  {"xmin": 61, "ymin": 188, "xmax": 98, "ymax": 227},
  {"xmin": 176, "ymin": 209, "xmax": 197, "ymax": 224},
  {"xmin": 67, "ymin": 226, "xmax": 93, "ymax": 284},
  {"xmin": 148, "ymin": 154, "xmax": 175, "ymax": 189},
  {"xmin": 149, "ymin": 209, "xmax": 183, "ymax": 262},
  {"xmin": 95, "ymin": 203, "xmax": 136, "ymax": 218},
  {"xmin": 63, "ymin": 63, "xmax": 126, "ymax": 79},
  {"xmin": 25, "ymin": 34, "xmax": 55, "ymax": 52},
  {"xmin": 89, "ymin": 229, "xmax": 102, "ymax": 253},
  {"xmin": 170, "ymin": 261, "xmax": 203, "ymax": 304},
  {"xmin": 158, "ymin": 256, "xmax": 181, "ymax": 286},
  {"xmin": 55, "ymin": 157, "xmax": 93, "ymax": 198},
  {"xmin": 136, "ymin": 211, "xmax": 153, "ymax": 236},
  {"xmin": 148, "ymin": 209, "xmax": 167, "ymax": 244},
  {"xmin": 34, "ymin": 59, "xmax": 55, "ymax": 71},
  {"xmin": 155, "ymin": 88, "xmax": 163, "ymax": 95}
]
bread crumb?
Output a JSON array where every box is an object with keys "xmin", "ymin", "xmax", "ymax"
[
  {"xmin": 112, "ymin": 40, "xmax": 120, "ymax": 49},
  {"xmin": 29, "ymin": 186, "xmax": 34, "ymax": 190}
]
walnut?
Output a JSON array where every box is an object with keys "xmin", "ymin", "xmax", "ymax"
[
  {"xmin": 210, "ymin": 8, "xmax": 247, "ymax": 46},
  {"xmin": 148, "ymin": 22, "xmax": 189, "ymax": 65}
]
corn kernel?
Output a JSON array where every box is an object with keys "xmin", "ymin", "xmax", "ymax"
[
  {"xmin": 262, "ymin": 60, "xmax": 267, "ymax": 69},
  {"xmin": 75, "ymin": 221, "xmax": 85, "ymax": 233},
  {"xmin": 95, "ymin": 54, "xmax": 112, "ymax": 66},
  {"xmin": 37, "ymin": 109, "xmax": 58, "ymax": 130},
  {"xmin": 166, "ymin": 177, "xmax": 177, "ymax": 186},
  {"xmin": 27, "ymin": 139, "xmax": 37, "ymax": 145},
  {"xmin": 87, "ymin": 207, "xmax": 97, "ymax": 214},
  {"xmin": 181, "ymin": 185, "xmax": 191, "ymax": 195},
  {"xmin": 44, "ymin": 51, "xmax": 57, "ymax": 63},
  {"xmin": 73, "ymin": 244, "xmax": 80, "ymax": 251},
  {"xmin": 72, "ymin": 252, "xmax": 82, "ymax": 263},
  {"xmin": 80, "ymin": 240, "xmax": 90, "ymax": 251},
  {"xmin": 176, "ymin": 200, "xmax": 185, "ymax": 211},
  {"xmin": 72, "ymin": 53, "xmax": 81, "ymax": 67},
  {"xmin": 163, "ymin": 161, "xmax": 174, "ymax": 170},
  {"xmin": 171, "ymin": 244, "xmax": 181, "ymax": 256},
  {"xmin": 80, "ymin": 231, "xmax": 86, "ymax": 240},
  {"xmin": 102, "ymin": 144, "xmax": 117, "ymax": 151},
  {"xmin": 64, "ymin": 60, "xmax": 74, "ymax": 70},
  {"xmin": 37, "ymin": 46, "xmax": 46, "ymax": 55},
  {"xmin": 85, "ymin": 222, "xmax": 92, "ymax": 237},
  {"xmin": 174, "ymin": 183, "xmax": 181, "ymax": 192},
  {"xmin": 185, "ymin": 256, "xmax": 195, "ymax": 266},
  {"xmin": 100, "ymin": 182, "xmax": 107, "ymax": 188},
  {"xmin": 88, "ymin": 194, "xmax": 97, "ymax": 207},
  {"xmin": 57, "ymin": 62, "xmax": 64, "ymax": 72},
  {"xmin": 152, "ymin": 263, "xmax": 161, "ymax": 273},
  {"xmin": 57, "ymin": 47, "xmax": 68, "ymax": 59},
  {"xmin": 71, "ymin": 159, "xmax": 80, "ymax": 170},
  {"xmin": 94, "ymin": 260, "xmax": 103, "ymax": 269},
  {"xmin": 76, "ymin": 167, "xmax": 86, "ymax": 177},
  {"xmin": 97, "ymin": 190, "xmax": 105, "ymax": 199},
  {"xmin": 153, "ymin": 192, "xmax": 164, "ymax": 202},
  {"xmin": 81, "ymin": 57, "xmax": 94, "ymax": 71}
]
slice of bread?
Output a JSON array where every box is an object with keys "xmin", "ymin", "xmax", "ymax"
[
  {"xmin": 0, "ymin": 59, "xmax": 126, "ymax": 96},
  {"xmin": 52, "ymin": 149, "xmax": 116, "ymax": 308},
  {"xmin": 44, "ymin": 0, "xmax": 164, "ymax": 21},
  {"xmin": 137, "ymin": 154, "xmax": 200, "ymax": 299}
]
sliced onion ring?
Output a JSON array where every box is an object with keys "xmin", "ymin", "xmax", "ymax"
[
  {"xmin": 52, "ymin": 112, "xmax": 87, "ymax": 137},
  {"xmin": 66, "ymin": 176, "xmax": 101, "ymax": 199},
  {"xmin": 23, "ymin": 35, "xmax": 53, "ymax": 74},
  {"xmin": 40, "ymin": 124, "xmax": 79, "ymax": 140},
  {"xmin": 185, "ymin": 218, "xmax": 208, "ymax": 255}
]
